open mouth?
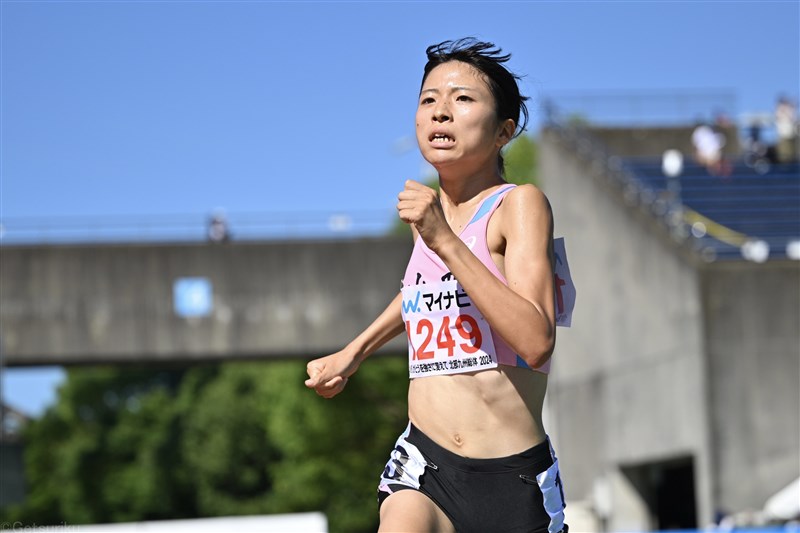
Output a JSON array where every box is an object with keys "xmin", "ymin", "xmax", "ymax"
[{"xmin": 430, "ymin": 133, "xmax": 455, "ymax": 143}]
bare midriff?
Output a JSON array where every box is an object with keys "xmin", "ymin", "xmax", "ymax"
[{"xmin": 408, "ymin": 365, "xmax": 548, "ymax": 458}]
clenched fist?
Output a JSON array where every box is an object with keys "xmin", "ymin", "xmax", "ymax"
[
  {"xmin": 397, "ymin": 180, "xmax": 454, "ymax": 252},
  {"xmin": 305, "ymin": 349, "xmax": 360, "ymax": 399}
]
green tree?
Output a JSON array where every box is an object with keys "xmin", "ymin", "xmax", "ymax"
[
  {"xmin": 5, "ymin": 366, "xmax": 204, "ymax": 525},
  {"xmin": 180, "ymin": 362, "xmax": 279, "ymax": 517},
  {"xmin": 259, "ymin": 358, "xmax": 407, "ymax": 533},
  {"xmin": 5, "ymin": 357, "xmax": 408, "ymax": 533},
  {"xmin": 503, "ymin": 133, "xmax": 538, "ymax": 185}
]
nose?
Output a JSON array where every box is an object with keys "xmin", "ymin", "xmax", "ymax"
[{"xmin": 433, "ymin": 101, "xmax": 450, "ymax": 122}]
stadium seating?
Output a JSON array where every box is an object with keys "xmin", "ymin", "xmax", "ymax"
[{"xmin": 622, "ymin": 157, "xmax": 800, "ymax": 260}]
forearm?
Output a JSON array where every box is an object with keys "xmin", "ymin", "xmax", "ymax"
[
  {"xmin": 434, "ymin": 236, "xmax": 554, "ymax": 366},
  {"xmin": 347, "ymin": 291, "xmax": 406, "ymax": 363}
]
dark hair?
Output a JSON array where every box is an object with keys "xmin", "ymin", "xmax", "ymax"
[{"xmin": 421, "ymin": 38, "xmax": 529, "ymax": 173}]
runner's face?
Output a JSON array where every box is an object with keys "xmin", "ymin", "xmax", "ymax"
[{"xmin": 415, "ymin": 61, "xmax": 511, "ymax": 172}]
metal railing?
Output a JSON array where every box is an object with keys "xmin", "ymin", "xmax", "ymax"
[
  {"xmin": 540, "ymin": 89, "xmax": 738, "ymax": 126},
  {"xmin": 0, "ymin": 209, "xmax": 397, "ymax": 245}
]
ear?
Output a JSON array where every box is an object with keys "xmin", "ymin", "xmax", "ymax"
[{"xmin": 496, "ymin": 118, "xmax": 516, "ymax": 148}]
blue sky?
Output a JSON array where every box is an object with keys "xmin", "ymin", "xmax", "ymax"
[{"xmin": 2, "ymin": 0, "xmax": 799, "ymax": 417}]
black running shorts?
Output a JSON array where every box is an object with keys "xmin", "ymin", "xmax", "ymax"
[{"xmin": 377, "ymin": 423, "xmax": 568, "ymax": 533}]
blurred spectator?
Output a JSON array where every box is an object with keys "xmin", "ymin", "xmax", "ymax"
[
  {"xmin": 713, "ymin": 110, "xmax": 733, "ymax": 128},
  {"xmin": 743, "ymin": 116, "xmax": 772, "ymax": 173},
  {"xmin": 207, "ymin": 211, "xmax": 231, "ymax": 243},
  {"xmin": 692, "ymin": 119, "xmax": 730, "ymax": 176},
  {"xmin": 775, "ymin": 96, "xmax": 798, "ymax": 163}
]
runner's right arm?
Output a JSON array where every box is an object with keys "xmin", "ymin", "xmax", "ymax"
[{"xmin": 305, "ymin": 291, "xmax": 405, "ymax": 399}]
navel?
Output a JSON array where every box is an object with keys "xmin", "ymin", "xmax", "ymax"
[{"xmin": 452, "ymin": 433, "xmax": 463, "ymax": 447}]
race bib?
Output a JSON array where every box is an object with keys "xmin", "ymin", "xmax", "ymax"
[
  {"xmin": 553, "ymin": 237, "xmax": 576, "ymax": 327},
  {"xmin": 401, "ymin": 280, "xmax": 497, "ymax": 378}
]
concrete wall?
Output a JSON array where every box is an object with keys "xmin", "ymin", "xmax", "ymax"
[
  {"xmin": 0, "ymin": 238, "xmax": 412, "ymax": 366},
  {"xmin": 702, "ymin": 262, "xmax": 800, "ymax": 513},
  {"xmin": 539, "ymin": 126, "xmax": 799, "ymax": 527},
  {"xmin": 539, "ymin": 128, "xmax": 714, "ymax": 527}
]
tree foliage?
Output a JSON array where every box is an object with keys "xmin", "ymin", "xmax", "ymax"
[
  {"xmin": 503, "ymin": 134, "xmax": 538, "ymax": 185},
  {"xmin": 4, "ymin": 358, "xmax": 407, "ymax": 533},
  {"xmin": 4, "ymin": 367, "xmax": 202, "ymax": 525}
]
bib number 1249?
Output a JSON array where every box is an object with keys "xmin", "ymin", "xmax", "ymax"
[{"xmin": 402, "ymin": 280, "xmax": 498, "ymax": 377}]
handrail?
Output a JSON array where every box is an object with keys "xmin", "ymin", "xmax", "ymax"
[{"xmin": 0, "ymin": 209, "xmax": 396, "ymax": 245}]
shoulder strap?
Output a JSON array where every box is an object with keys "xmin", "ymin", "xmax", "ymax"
[{"xmin": 466, "ymin": 184, "xmax": 516, "ymax": 227}]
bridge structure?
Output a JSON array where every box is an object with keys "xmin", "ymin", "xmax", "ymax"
[{"xmin": 0, "ymin": 237, "xmax": 412, "ymax": 367}]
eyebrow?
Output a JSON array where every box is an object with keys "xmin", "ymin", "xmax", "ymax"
[{"xmin": 420, "ymin": 86, "xmax": 477, "ymax": 95}]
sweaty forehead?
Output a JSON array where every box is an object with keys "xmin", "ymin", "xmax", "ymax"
[{"xmin": 421, "ymin": 61, "xmax": 490, "ymax": 93}]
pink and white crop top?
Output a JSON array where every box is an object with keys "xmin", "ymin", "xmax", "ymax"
[{"xmin": 400, "ymin": 184, "xmax": 552, "ymax": 378}]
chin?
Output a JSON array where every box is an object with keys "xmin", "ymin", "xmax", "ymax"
[
  {"xmin": 422, "ymin": 151, "xmax": 458, "ymax": 169},
  {"xmin": 424, "ymin": 160, "xmax": 452, "ymax": 176}
]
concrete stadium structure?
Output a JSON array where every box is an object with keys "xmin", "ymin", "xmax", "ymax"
[
  {"xmin": 1, "ymin": 125, "xmax": 797, "ymax": 529},
  {"xmin": 540, "ymin": 124, "xmax": 799, "ymax": 529},
  {"xmin": 0, "ymin": 238, "xmax": 410, "ymax": 366}
]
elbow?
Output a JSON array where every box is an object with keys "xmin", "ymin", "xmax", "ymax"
[
  {"xmin": 517, "ymin": 332, "xmax": 555, "ymax": 370},
  {"xmin": 507, "ymin": 305, "xmax": 556, "ymax": 369},
  {"xmin": 529, "ymin": 346, "xmax": 554, "ymax": 370}
]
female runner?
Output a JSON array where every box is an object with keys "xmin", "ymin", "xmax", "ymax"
[{"xmin": 305, "ymin": 38, "xmax": 567, "ymax": 533}]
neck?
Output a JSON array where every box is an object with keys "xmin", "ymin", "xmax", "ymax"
[{"xmin": 437, "ymin": 161, "xmax": 505, "ymax": 207}]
